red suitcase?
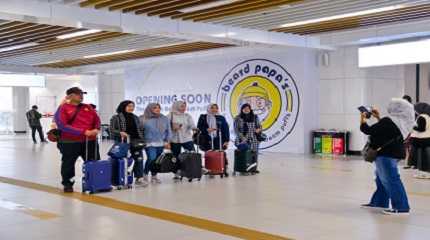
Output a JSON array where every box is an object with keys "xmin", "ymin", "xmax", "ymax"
[{"xmin": 204, "ymin": 131, "xmax": 227, "ymax": 178}]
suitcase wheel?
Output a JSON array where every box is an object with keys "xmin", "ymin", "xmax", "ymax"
[
  {"xmin": 198, "ymin": 178, "xmax": 201, "ymax": 181},
  {"xmin": 188, "ymin": 178, "xmax": 192, "ymax": 182},
  {"xmin": 220, "ymin": 174, "xmax": 224, "ymax": 178},
  {"xmin": 117, "ymin": 186, "xmax": 123, "ymax": 190},
  {"xmin": 128, "ymin": 185, "xmax": 133, "ymax": 189}
]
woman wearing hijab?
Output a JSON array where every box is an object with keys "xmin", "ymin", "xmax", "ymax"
[
  {"xmin": 139, "ymin": 103, "xmax": 172, "ymax": 184},
  {"xmin": 167, "ymin": 100, "xmax": 196, "ymax": 179},
  {"xmin": 197, "ymin": 104, "xmax": 230, "ymax": 173},
  {"xmin": 233, "ymin": 103, "xmax": 263, "ymax": 174},
  {"xmin": 110, "ymin": 100, "xmax": 146, "ymax": 186},
  {"xmin": 360, "ymin": 98, "xmax": 415, "ymax": 215},
  {"xmin": 410, "ymin": 102, "xmax": 430, "ymax": 179},
  {"xmin": 197, "ymin": 104, "xmax": 230, "ymax": 150}
]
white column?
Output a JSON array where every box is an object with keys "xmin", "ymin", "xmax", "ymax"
[
  {"xmin": 13, "ymin": 87, "xmax": 30, "ymax": 133},
  {"xmin": 98, "ymin": 73, "xmax": 125, "ymax": 124}
]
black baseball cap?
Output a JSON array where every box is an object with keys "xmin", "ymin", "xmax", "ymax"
[{"xmin": 66, "ymin": 87, "xmax": 87, "ymax": 95}]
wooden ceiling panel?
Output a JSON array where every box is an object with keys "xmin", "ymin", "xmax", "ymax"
[
  {"xmin": 36, "ymin": 42, "xmax": 232, "ymax": 68},
  {"xmin": 272, "ymin": 3, "xmax": 430, "ymax": 35},
  {"xmin": 79, "ymin": 0, "xmax": 302, "ymax": 22},
  {"xmin": 0, "ymin": 20, "xmax": 129, "ymax": 59}
]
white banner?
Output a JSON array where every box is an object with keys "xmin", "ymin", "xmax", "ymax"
[{"xmin": 125, "ymin": 48, "xmax": 318, "ymax": 153}]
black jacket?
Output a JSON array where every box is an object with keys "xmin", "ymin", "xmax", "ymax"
[
  {"xmin": 197, "ymin": 114, "xmax": 230, "ymax": 149},
  {"xmin": 360, "ymin": 117, "xmax": 405, "ymax": 159}
]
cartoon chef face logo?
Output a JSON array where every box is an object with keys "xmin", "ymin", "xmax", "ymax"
[
  {"xmin": 217, "ymin": 59, "xmax": 300, "ymax": 149},
  {"xmin": 238, "ymin": 82, "xmax": 273, "ymax": 123}
]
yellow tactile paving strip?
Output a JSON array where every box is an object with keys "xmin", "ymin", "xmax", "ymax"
[
  {"xmin": 0, "ymin": 198, "xmax": 59, "ymax": 220},
  {"xmin": 0, "ymin": 176, "xmax": 293, "ymax": 240}
]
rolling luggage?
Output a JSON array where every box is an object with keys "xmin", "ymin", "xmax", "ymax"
[
  {"xmin": 233, "ymin": 149, "xmax": 257, "ymax": 175},
  {"xmin": 204, "ymin": 130, "xmax": 227, "ymax": 178},
  {"xmin": 179, "ymin": 150, "xmax": 202, "ymax": 182},
  {"xmin": 111, "ymin": 157, "xmax": 134, "ymax": 190},
  {"xmin": 82, "ymin": 138, "xmax": 112, "ymax": 194},
  {"xmin": 154, "ymin": 151, "xmax": 176, "ymax": 173}
]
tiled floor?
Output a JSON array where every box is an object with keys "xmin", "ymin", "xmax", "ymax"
[{"xmin": 0, "ymin": 135, "xmax": 430, "ymax": 240}]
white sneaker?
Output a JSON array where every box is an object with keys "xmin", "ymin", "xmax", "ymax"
[
  {"xmin": 151, "ymin": 176, "xmax": 162, "ymax": 184},
  {"xmin": 135, "ymin": 177, "xmax": 148, "ymax": 187}
]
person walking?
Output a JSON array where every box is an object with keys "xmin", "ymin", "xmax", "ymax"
[
  {"xmin": 110, "ymin": 100, "xmax": 147, "ymax": 186},
  {"xmin": 26, "ymin": 105, "xmax": 47, "ymax": 144},
  {"xmin": 167, "ymin": 101, "xmax": 197, "ymax": 179},
  {"xmin": 55, "ymin": 87, "xmax": 100, "ymax": 193},
  {"xmin": 360, "ymin": 98, "xmax": 415, "ymax": 215},
  {"xmin": 140, "ymin": 103, "xmax": 171, "ymax": 184},
  {"xmin": 233, "ymin": 103, "xmax": 263, "ymax": 174}
]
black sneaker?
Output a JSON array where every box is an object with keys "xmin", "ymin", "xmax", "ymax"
[
  {"xmin": 382, "ymin": 209, "xmax": 410, "ymax": 215},
  {"xmin": 63, "ymin": 186, "xmax": 73, "ymax": 193}
]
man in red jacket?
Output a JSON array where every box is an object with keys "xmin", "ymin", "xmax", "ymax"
[{"xmin": 55, "ymin": 87, "xmax": 100, "ymax": 193}]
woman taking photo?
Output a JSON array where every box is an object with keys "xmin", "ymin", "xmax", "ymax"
[
  {"xmin": 233, "ymin": 103, "xmax": 263, "ymax": 174},
  {"xmin": 110, "ymin": 100, "xmax": 146, "ymax": 186},
  {"xmin": 167, "ymin": 100, "xmax": 196, "ymax": 179},
  {"xmin": 360, "ymin": 98, "xmax": 414, "ymax": 215},
  {"xmin": 140, "ymin": 103, "xmax": 171, "ymax": 184}
]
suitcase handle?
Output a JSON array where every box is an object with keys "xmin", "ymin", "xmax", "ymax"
[
  {"xmin": 210, "ymin": 127, "xmax": 223, "ymax": 152},
  {"xmin": 85, "ymin": 134, "xmax": 99, "ymax": 161}
]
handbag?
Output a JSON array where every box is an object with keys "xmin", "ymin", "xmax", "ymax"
[
  {"xmin": 154, "ymin": 151, "xmax": 177, "ymax": 173},
  {"xmin": 256, "ymin": 132, "xmax": 267, "ymax": 142},
  {"xmin": 362, "ymin": 136, "xmax": 401, "ymax": 163},
  {"xmin": 108, "ymin": 142, "xmax": 130, "ymax": 159},
  {"xmin": 47, "ymin": 104, "xmax": 83, "ymax": 142}
]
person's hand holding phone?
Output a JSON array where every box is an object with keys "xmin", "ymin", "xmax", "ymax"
[{"xmin": 371, "ymin": 108, "xmax": 381, "ymax": 121}]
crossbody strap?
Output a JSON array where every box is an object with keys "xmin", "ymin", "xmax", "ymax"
[
  {"xmin": 376, "ymin": 136, "xmax": 402, "ymax": 151},
  {"xmin": 67, "ymin": 104, "xmax": 83, "ymax": 125}
]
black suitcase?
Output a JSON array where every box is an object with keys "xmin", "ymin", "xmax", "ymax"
[
  {"xmin": 233, "ymin": 150, "xmax": 257, "ymax": 175},
  {"xmin": 179, "ymin": 151, "xmax": 202, "ymax": 182}
]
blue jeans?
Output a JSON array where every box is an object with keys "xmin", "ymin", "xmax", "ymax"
[
  {"xmin": 144, "ymin": 147, "xmax": 164, "ymax": 176},
  {"xmin": 369, "ymin": 156, "xmax": 410, "ymax": 211}
]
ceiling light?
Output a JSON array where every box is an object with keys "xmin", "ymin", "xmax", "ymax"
[
  {"xmin": 211, "ymin": 32, "xmax": 237, "ymax": 38},
  {"xmin": 279, "ymin": 5, "xmax": 406, "ymax": 28},
  {"xmin": 57, "ymin": 29, "xmax": 101, "ymax": 40},
  {"xmin": 181, "ymin": 0, "xmax": 240, "ymax": 13},
  {"xmin": 83, "ymin": 49, "xmax": 136, "ymax": 59},
  {"xmin": 359, "ymin": 38, "xmax": 430, "ymax": 67},
  {"xmin": 0, "ymin": 42, "xmax": 39, "ymax": 53}
]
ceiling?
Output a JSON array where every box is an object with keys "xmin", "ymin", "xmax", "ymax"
[{"xmin": 1, "ymin": 0, "xmax": 430, "ymax": 71}]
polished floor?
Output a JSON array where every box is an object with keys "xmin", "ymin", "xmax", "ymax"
[{"xmin": 0, "ymin": 135, "xmax": 430, "ymax": 240}]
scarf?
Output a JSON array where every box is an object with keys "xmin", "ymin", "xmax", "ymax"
[
  {"xmin": 206, "ymin": 104, "xmax": 218, "ymax": 138},
  {"xmin": 143, "ymin": 103, "xmax": 166, "ymax": 133},
  {"xmin": 239, "ymin": 103, "xmax": 255, "ymax": 123}
]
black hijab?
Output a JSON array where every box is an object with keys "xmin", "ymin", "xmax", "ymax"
[
  {"xmin": 116, "ymin": 100, "xmax": 138, "ymax": 138},
  {"xmin": 239, "ymin": 103, "xmax": 255, "ymax": 123}
]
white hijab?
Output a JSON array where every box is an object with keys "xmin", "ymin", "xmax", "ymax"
[
  {"xmin": 387, "ymin": 98, "xmax": 415, "ymax": 139},
  {"xmin": 206, "ymin": 104, "xmax": 218, "ymax": 138}
]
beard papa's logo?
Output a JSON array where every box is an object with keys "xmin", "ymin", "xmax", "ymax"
[{"xmin": 217, "ymin": 59, "xmax": 300, "ymax": 149}]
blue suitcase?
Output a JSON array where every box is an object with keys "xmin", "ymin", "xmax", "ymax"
[
  {"xmin": 82, "ymin": 160, "xmax": 112, "ymax": 194},
  {"xmin": 82, "ymin": 138, "xmax": 112, "ymax": 194},
  {"xmin": 111, "ymin": 157, "xmax": 134, "ymax": 189}
]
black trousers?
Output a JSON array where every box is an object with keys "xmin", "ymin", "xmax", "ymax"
[
  {"xmin": 58, "ymin": 141, "xmax": 100, "ymax": 187},
  {"xmin": 31, "ymin": 126, "xmax": 45, "ymax": 142}
]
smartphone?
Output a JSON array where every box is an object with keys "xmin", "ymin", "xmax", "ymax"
[{"xmin": 358, "ymin": 106, "xmax": 371, "ymax": 118}]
